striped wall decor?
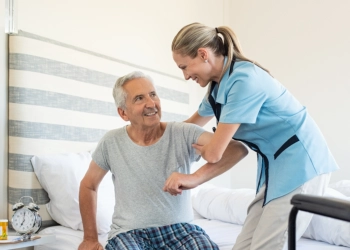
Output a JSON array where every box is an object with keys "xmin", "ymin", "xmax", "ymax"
[{"xmin": 8, "ymin": 31, "xmax": 189, "ymax": 228}]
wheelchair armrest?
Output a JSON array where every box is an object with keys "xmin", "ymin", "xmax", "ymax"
[{"xmin": 291, "ymin": 194, "xmax": 350, "ymax": 222}]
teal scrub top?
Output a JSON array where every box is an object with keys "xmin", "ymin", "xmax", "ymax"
[{"xmin": 198, "ymin": 60, "xmax": 339, "ymax": 205}]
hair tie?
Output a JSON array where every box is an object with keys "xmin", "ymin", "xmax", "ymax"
[{"xmin": 215, "ymin": 27, "xmax": 219, "ymax": 34}]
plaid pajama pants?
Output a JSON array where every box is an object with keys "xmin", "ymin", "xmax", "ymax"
[{"xmin": 105, "ymin": 222, "xmax": 219, "ymax": 250}]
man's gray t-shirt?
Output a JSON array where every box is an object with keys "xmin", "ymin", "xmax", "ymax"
[{"xmin": 92, "ymin": 122, "xmax": 205, "ymax": 239}]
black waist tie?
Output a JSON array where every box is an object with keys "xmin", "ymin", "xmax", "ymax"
[{"xmin": 212, "ymin": 127, "xmax": 269, "ymax": 204}]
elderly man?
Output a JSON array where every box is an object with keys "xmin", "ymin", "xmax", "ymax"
[{"xmin": 78, "ymin": 71, "xmax": 248, "ymax": 250}]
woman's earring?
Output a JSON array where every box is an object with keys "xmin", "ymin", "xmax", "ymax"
[{"xmin": 204, "ymin": 60, "xmax": 208, "ymax": 63}]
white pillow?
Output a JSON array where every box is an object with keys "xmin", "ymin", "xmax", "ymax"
[
  {"xmin": 329, "ymin": 180, "xmax": 350, "ymax": 197},
  {"xmin": 192, "ymin": 183, "xmax": 255, "ymax": 225},
  {"xmin": 31, "ymin": 151, "xmax": 115, "ymax": 234},
  {"xmin": 302, "ymin": 187, "xmax": 350, "ymax": 247}
]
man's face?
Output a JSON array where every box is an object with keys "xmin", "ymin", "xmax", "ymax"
[{"xmin": 119, "ymin": 77, "xmax": 161, "ymax": 127}]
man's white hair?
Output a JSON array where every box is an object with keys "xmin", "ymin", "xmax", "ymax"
[{"xmin": 112, "ymin": 71, "xmax": 155, "ymax": 109}]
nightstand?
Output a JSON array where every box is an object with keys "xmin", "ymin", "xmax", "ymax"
[{"xmin": 0, "ymin": 234, "xmax": 55, "ymax": 250}]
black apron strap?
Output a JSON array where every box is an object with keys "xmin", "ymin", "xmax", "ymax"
[
  {"xmin": 208, "ymin": 82, "xmax": 221, "ymax": 123},
  {"xmin": 229, "ymin": 56, "xmax": 235, "ymax": 75},
  {"xmin": 208, "ymin": 58, "xmax": 236, "ymax": 125},
  {"xmin": 207, "ymin": 58, "xmax": 271, "ymax": 204}
]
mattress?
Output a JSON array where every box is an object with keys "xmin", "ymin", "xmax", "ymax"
[{"xmin": 35, "ymin": 219, "xmax": 349, "ymax": 250}]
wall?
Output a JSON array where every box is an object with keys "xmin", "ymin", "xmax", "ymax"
[
  {"xmin": 227, "ymin": 0, "xmax": 350, "ymax": 188},
  {"xmin": 16, "ymin": 0, "xmax": 225, "ymax": 79},
  {"xmin": 0, "ymin": 0, "xmax": 8, "ymax": 219},
  {"xmin": 0, "ymin": 0, "xmax": 237, "ymax": 218},
  {"xmin": 13, "ymin": 0, "xmax": 237, "ymax": 183}
]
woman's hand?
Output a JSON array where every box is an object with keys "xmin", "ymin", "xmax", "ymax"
[
  {"xmin": 191, "ymin": 143, "xmax": 203, "ymax": 155},
  {"xmin": 191, "ymin": 143, "xmax": 216, "ymax": 162}
]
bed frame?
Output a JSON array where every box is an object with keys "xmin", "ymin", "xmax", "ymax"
[{"xmin": 8, "ymin": 30, "xmax": 189, "ymax": 228}]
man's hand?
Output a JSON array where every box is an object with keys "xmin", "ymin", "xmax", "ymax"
[
  {"xmin": 78, "ymin": 239, "xmax": 104, "ymax": 250},
  {"xmin": 163, "ymin": 172, "xmax": 199, "ymax": 195}
]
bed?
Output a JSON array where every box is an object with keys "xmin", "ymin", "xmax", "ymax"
[
  {"xmin": 7, "ymin": 31, "xmax": 350, "ymax": 249},
  {"xmin": 33, "ymin": 182, "xmax": 350, "ymax": 250}
]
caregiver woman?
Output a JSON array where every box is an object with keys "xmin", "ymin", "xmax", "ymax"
[{"xmin": 171, "ymin": 22, "xmax": 339, "ymax": 250}]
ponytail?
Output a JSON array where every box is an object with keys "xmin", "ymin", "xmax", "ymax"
[
  {"xmin": 217, "ymin": 26, "xmax": 271, "ymax": 76},
  {"xmin": 172, "ymin": 23, "xmax": 272, "ymax": 98}
]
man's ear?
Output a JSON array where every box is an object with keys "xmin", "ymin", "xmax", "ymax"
[
  {"xmin": 197, "ymin": 48, "xmax": 208, "ymax": 61},
  {"xmin": 117, "ymin": 108, "xmax": 129, "ymax": 121}
]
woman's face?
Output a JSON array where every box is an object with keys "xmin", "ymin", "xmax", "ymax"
[{"xmin": 172, "ymin": 51, "xmax": 212, "ymax": 88}]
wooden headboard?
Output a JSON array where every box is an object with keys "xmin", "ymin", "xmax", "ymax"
[{"xmin": 8, "ymin": 30, "xmax": 189, "ymax": 228}]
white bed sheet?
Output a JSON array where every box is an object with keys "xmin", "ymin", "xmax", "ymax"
[{"xmin": 35, "ymin": 220, "xmax": 349, "ymax": 250}]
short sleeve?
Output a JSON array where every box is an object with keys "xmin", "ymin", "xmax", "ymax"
[
  {"xmin": 180, "ymin": 123, "xmax": 205, "ymax": 163},
  {"xmin": 198, "ymin": 94, "xmax": 215, "ymax": 117},
  {"xmin": 220, "ymin": 68, "xmax": 267, "ymax": 124},
  {"xmin": 92, "ymin": 135, "xmax": 110, "ymax": 171},
  {"xmin": 191, "ymin": 124, "xmax": 205, "ymax": 162}
]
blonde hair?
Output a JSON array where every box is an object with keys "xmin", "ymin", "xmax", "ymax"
[{"xmin": 172, "ymin": 22, "xmax": 271, "ymax": 83}]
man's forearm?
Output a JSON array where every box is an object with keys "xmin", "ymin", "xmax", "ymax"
[
  {"xmin": 163, "ymin": 140, "xmax": 248, "ymax": 195},
  {"xmin": 79, "ymin": 182, "xmax": 99, "ymax": 241}
]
